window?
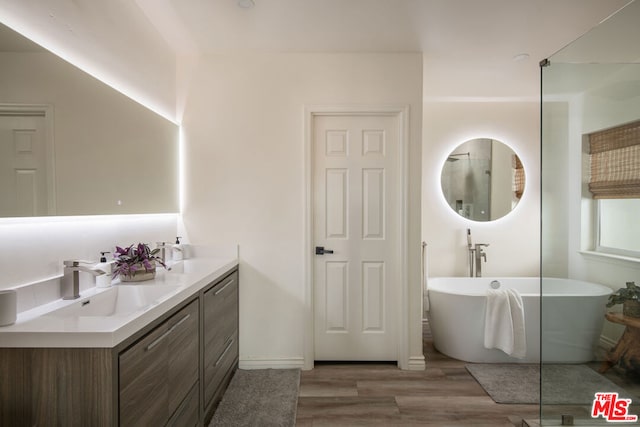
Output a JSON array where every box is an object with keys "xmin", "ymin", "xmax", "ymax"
[
  {"xmin": 597, "ymin": 199, "xmax": 640, "ymax": 256},
  {"xmin": 589, "ymin": 120, "xmax": 640, "ymax": 257}
]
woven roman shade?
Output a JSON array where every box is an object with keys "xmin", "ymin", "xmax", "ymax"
[
  {"xmin": 589, "ymin": 120, "xmax": 640, "ymax": 199},
  {"xmin": 513, "ymin": 155, "xmax": 525, "ymax": 199}
]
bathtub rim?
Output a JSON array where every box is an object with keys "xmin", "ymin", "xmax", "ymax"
[{"xmin": 427, "ymin": 276, "xmax": 612, "ymax": 298}]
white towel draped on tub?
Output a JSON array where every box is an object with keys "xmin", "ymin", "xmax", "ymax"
[{"xmin": 484, "ymin": 288, "xmax": 526, "ymax": 359}]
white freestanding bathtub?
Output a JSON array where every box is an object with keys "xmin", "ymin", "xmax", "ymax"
[{"xmin": 427, "ymin": 277, "xmax": 612, "ymax": 363}]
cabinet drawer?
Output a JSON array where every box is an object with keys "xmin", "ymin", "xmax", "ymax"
[
  {"xmin": 204, "ymin": 273, "xmax": 238, "ymax": 365},
  {"xmin": 167, "ymin": 381, "xmax": 199, "ymax": 427},
  {"xmin": 167, "ymin": 300, "xmax": 199, "ymax": 416},
  {"xmin": 203, "ymin": 271, "xmax": 238, "ymax": 406},
  {"xmin": 119, "ymin": 300, "xmax": 199, "ymax": 426},
  {"xmin": 119, "ymin": 316, "xmax": 171, "ymax": 426},
  {"xmin": 204, "ymin": 332, "xmax": 238, "ymax": 405}
]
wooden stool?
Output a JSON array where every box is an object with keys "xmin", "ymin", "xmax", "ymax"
[{"xmin": 600, "ymin": 312, "xmax": 640, "ymax": 374}]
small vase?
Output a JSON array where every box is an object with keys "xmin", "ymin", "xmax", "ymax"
[
  {"xmin": 623, "ymin": 300, "xmax": 640, "ymax": 318},
  {"xmin": 119, "ymin": 262, "xmax": 156, "ymax": 282}
]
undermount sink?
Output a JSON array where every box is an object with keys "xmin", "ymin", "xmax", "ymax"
[{"xmin": 47, "ymin": 284, "xmax": 182, "ymax": 318}]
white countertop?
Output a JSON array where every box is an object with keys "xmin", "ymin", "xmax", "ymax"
[{"xmin": 0, "ymin": 257, "xmax": 237, "ymax": 348}]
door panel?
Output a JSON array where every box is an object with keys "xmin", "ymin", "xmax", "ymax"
[
  {"xmin": 325, "ymin": 261, "xmax": 348, "ymax": 332},
  {"xmin": 362, "ymin": 168, "xmax": 384, "ymax": 239},
  {"xmin": 0, "ymin": 113, "xmax": 49, "ymax": 217},
  {"xmin": 313, "ymin": 114, "xmax": 398, "ymax": 361},
  {"xmin": 326, "ymin": 169, "xmax": 348, "ymax": 239},
  {"xmin": 362, "ymin": 261, "xmax": 385, "ymax": 332}
]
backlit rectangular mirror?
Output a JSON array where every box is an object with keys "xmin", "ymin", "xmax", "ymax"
[{"xmin": 0, "ymin": 22, "xmax": 178, "ymax": 217}]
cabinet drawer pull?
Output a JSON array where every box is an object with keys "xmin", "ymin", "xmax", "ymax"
[
  {"xmin": 215, "ymin": 338, "xmax": 234, "ymax": 367},
  {"xmin": 145, "ymin": 313, "xmax": 191, "ymax": 351},
  {"xmin": 214, "ymin": 278, "xmax": 235, "ymax": 296}
]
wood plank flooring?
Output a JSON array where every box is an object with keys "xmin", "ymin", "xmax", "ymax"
[{"xmin": 296, "ymin": 321, "xmax": 538, "ymax": 426}]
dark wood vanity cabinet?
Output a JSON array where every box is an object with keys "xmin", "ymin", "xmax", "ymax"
[
  {"xmin": 0, "ymin": 265, "xmax": 238, "ymax": 427},
  {"xmin": 119, "ymin": 299, "xmax": 199, "ymax": 426}
]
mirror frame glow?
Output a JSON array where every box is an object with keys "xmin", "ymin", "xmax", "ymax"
[{"xmin": 440, "ymin": 138, "xmax": 525, "ymax": 222}]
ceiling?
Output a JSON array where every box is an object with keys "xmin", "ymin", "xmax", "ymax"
[
  {"xmin": 1, "ymin": 0, "xmax": 634, "ymax": 101},
  {"xmin": 133, "ymin": 0, "xmax": 633, "ymax": 99},
  {"xmin": 137, "ymin": 0, "xmax": 629, "ymax": 56}
]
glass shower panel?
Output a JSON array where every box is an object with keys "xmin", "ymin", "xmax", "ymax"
[{"xmin": 541, "ymin": 1, "xmax": 640, "ymax": 425}]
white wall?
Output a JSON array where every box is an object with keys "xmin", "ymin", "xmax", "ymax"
[
  {"xmin": 422, "ymin": 101, "xmax": 540, "ymax": 278},
  {"xmin": 180, "ymin": 53, "xmax": 424, "ymax": 369}
]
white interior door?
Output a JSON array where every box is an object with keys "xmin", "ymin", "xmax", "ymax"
[
  {"xmin": 0, "ymin": 112, "xmax": 50, "ymax": 217},
  {"xmin": 313, "ymin": 114, "xmax": 399, "ymax": 361}
]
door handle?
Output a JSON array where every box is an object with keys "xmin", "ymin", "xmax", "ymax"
[{"xmin": 315, "ymin": 246, "xmax": 334, "ymax": 255}]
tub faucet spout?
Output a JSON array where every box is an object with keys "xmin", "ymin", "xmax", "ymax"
[{"xmin": 474, "ymin": 243, "xmax": 489, "ymax": 277}]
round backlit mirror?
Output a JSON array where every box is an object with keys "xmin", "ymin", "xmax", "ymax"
[{"xmin": 440, "ymin": 138, "xmax": 525, "ymax": 221}]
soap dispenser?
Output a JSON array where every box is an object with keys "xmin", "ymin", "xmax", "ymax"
[
  {"xmin": 96, "ymin": 251, "xmax": 113, "ymax": 288},
  {"xmin": 172, "ymin": 237, "xmax": 184, "ymax": 261}
]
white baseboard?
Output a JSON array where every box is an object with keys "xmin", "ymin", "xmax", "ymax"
[
  {"xmin": 241, "ymin": 356, "xmax": 426, "ymax": 371},
  {"xmin": 239, "ymin": 357, "xmax": 305, "ymax": 370},
  {"xmin": 407, "ymin": 355, "xmax": 426, "ymax": 371}
]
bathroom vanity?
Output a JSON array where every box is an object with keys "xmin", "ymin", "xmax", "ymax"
[{"xmin": 0, "ymin": 257, "xmax": 238, "ymax": 426}]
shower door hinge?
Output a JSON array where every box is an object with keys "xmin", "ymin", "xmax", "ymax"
[{"xmin": 540, "ymin": 58, "xmax": 550, "ymax": 67}]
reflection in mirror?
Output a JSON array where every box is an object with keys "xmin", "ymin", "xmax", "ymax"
[
  {"xmin": 440, "ymin": 138, "xmax": 525, "ymax": 221},
  {"xmin": 0, "ymin": 23, "xmax": 178, "ymax": 217}
]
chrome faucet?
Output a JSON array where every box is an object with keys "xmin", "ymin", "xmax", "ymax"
[
  {"xmin": 61, "ymin": 260, "xmax": 106, "ymax": 300},
  {"xmin": 155, "ymin": 241, "xmax": 172, "ymax": 264},
  {"xmin": 474, "ymin": 243, "xmax": 490, "ymax": 277}
]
